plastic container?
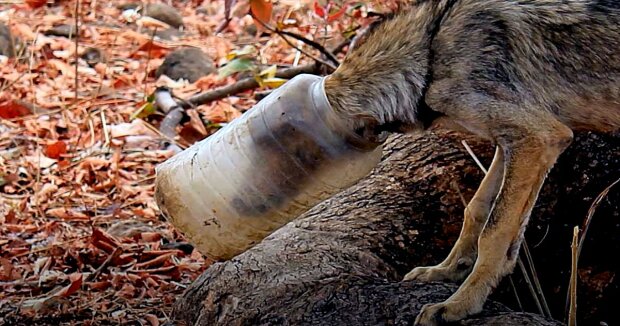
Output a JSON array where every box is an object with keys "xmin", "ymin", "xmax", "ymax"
[{"xmin": 155, "ymin": 74, "xmax": 384, "ymax": 260}]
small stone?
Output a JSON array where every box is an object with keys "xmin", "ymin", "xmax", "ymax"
[
  {"xmin": 143, "ymin": 3, "xmax": 184, "ymax": 29},
  {"xmin": 80, "ymin": 47, "xmax": 105, "ymax": 66},
  {"xmin": 161, "ymin": 241, "xmax": 194, "ymax": 255},
  {"xmin": 196, "ymin": 5, "xmax": 217, "ymax": 16},
  {"xmin": 244, "ymin": 23, "xmax": 257, "ymax": 36},
  {"xmin": 116, "ymin": 2, "xmax": 140, "ymax": 11},
  {"xmin": 156, "ymin": 47, "xmax": 216, "ymax": 83},
  {"xmin": 144, "ymin": 27, "xmax": 183, "ymax": 41},
  {"xmin": 44, "ymin": 24, "xmax": 78, "ymax": 38},
  {"xmin": 0, "ymin": 23, "xmax": 16, "ymax": 57}
]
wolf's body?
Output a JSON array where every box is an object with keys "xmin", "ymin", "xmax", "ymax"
[{"xmin": 324, "ymin": 0, "xmax": 620, "ymax": 324}]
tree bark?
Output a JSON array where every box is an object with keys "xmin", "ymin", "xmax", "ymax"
[{"xmin": 173, "ymin": 130, "xmax": 619, "ymax": 326}]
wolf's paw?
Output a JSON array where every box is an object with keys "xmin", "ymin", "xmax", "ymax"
[
  {"xmin": 414, "ymin": 300, "xmax": 471, "ymax": 326},
  {"xmin": 403, "ymin": 257, "xmax": 473, "ymax": 283}
]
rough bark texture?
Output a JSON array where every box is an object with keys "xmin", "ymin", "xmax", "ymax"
[{"xmin": 173, "ymin": 130, "xmax": 619, "ymax": 326}]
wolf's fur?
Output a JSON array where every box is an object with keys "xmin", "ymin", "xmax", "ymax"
[{"xmin": 325, "ymin": 0, "xmax": 620, "ymax": 324}]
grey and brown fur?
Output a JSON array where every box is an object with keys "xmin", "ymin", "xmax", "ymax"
[{"xmin": 324, "ymin": 0, "xmax": 620, "ymax": 324}]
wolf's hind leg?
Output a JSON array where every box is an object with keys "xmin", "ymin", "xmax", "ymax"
[
  {"xmin": 404, "ymin": 147, "xmax": 504, "ymax": 283},
  {"xmin": 414, "ymin": 107, "xmax": 573, "ymax": 325}
]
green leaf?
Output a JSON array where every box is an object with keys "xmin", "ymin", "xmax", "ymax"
[
  {"xmin": 130, "ymin": 102, "xmax": 156, "ymax": 120},
  {"xmin": 218, "ymin": 58, "xmax": 256, "ymax": 78},
  {"xmin": 226, "ymin": 45, "xmax": 257, "ymax": 60}
]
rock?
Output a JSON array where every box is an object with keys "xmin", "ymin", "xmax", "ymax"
[
  {"xmin": 0, "ymin": 23, "xmax": 15, "ymax": 57},
  {"xmin": 161, "ymin": 241, "xmax": 194, "ymax": 255},
  {"xmin": 80, "ymin": 47, "xmax": 105, "ymax": 66},
  {"xmin": 143, "ymin": 3, "xmax": 183, "ymax": 29},
  {"xmin": 44, "ymin": 24, "xmax": 78, "ymax": 38},
  {"xmin": 196, "ymin": 5, "xmax": 217, "ymax": 16},
  {"xmin": 156, "ymin": 47, "xmax": 215, "ymax": 83},
  {"xmin": 117, "ymin": 2, "xmax": 140, "ymax": 11},
  {"xmin": 244, "ymin": 23, "xmax": 257, "ymax": 36},
  {"xmin": 145, "ymin": 27, "xmax": 183, "ymax": 41}
]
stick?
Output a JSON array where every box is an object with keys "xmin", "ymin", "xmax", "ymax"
[
  {"xmin": 577, "ymin": 178, "xmax": 619, "ymax": 260},
  {"xmin": 153, "ymin": 87, "xmax": 185, "ymax": 153},
  {"xmin": 564, "ymin": 177, "xmax": 619, "ymax": 317},
  {"xmin": 185, "ymin": 63, "xmax": 318, "ymax": 107},
  {"xmin": 250, "ymin": 12, "xmax": 339, "ymax": 70},
  {"xmin": 87, "ymin": 247, "xmax": 122, "ymax": 282},
  {"xmin": 568, "ymin": 226, "xmax": 579, "ymax": 326},
  {"xmin": 517, "ymin": 257, "xmax": 545, "ymax": 316},
  {"xmin": 74, "ymin": 0, "xmax": 80, "ymax": 104},
  {"xmin": 523, "ymin": 240, "xmax": 552, "ymax": 318}
]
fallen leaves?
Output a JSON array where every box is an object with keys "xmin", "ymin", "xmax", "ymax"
[
  {"xmin": 21, "ymin": 273, "xmax": 83, "ymax": 314},
  {"xmin": 44, "ymin": 140, "xmax": 67, "ymax": 159},
  {"xmin": 25, "ymin": 0, "xmax": 48, "ymax": 10},
  {"xmin": 46, "ymin": 207, "xmax": 90, "ymax": 221},
  {"xmin": 250, "ymin": 0, "xmax": 273, "ymax": 28},
  {"xmin": 0, "ymin": 99, "xmax": 31, "ymax": 119}
]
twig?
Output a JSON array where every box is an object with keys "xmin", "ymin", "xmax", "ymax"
[
  {"xmin": 28, "ymin": 27, "xmax": 41, "ymax": 106},
  {"xmin": 100, "ymin": 109, "xmax": 110, "ymax": 147},
  {"xmin": 275, "ymin": 32, "xmax": 337, "ymax": 70},
  {"xmin": 12, "ymin": 236, "xmax": 91, "ymax": 258},
  {"xmin": 160, "ymin": 108, "xmax": 184, "ymax": 140},
  {"xmin": 250, "ymin": 12, "xmax": 338, "ymax": 70},
  {"xmin": 216, "ymin": 0, "xmax": 235, "ymax": 33},
  {"xmin": 141, "ymin": 119, "xmax": 186, "ymax": 152},
  {"xmin": 34, "ymin": 143, "xmax": 47, "ymax": 221},
  {"xmin": 254, "ymin": 14, "xmax": 340, "ymax": 66},
  {"xmin": 565, "ymin": 177, "xmax": 619, "ymax": 317},
  {"xmin": 0, "ymin": 69, "xmax": 28, "ymax": 93},
  {"xmin": 568, "ymin": 226, "xmax": 579, "ymax": 326},
  {"xmin": 508, "ymin": 276, "xmax": 524, "ymax": 312},
  {"xmin": 276, "ymin": 30, "xmax": 340, "ymax": 66},
  {"xmin": 215, "ymin": 18, "xmax": 232, "ymax": 34},
  {"xmin": 517, "ymin": 257, "xmax": 545, "ymax": 315},
  {"xmin": 577, "ymin": 177, "xmax": 619, "ymax": 259},
  {"xmin": 461, "ymin": 140, "xmax": 488, "ymax": 174},
  {"xmin": 331, "ymin": 38, "xmax": 351, "ymax": 56},
  {"xmin": 142, "ymin": 28, "xmax": 158, "ymax": 101},
  {"xmin": 87, "ymin": 247, "xmax": 122, "ymax": 282},
  {"xmin": 185, "ymin": 63, "xmax": 318, "ymax": 107},
  {"xmin": 523, "ymin": 240, "xmax": 552, "ymax": 318},
  {"xmin": 155, "ymin": 87, "xmax": 182, "ymax": 114},
  {"xmin": 154, "ymin": 87, "xmax": 184, "ymax": 146},
  {"xmin": 74, "ymin": 0, "xmax": 80, "ymax": 104}
]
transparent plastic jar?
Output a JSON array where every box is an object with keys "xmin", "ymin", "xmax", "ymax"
[{"xmin": 155, "ymin": 74, "xmax": 384, "ymax": 260}]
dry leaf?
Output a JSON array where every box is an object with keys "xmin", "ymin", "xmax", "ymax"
[
  {"xmin": 25, "ymin": 0, "xmax": 47, "ymax": 9},
  {"xmin": 44, "ymin": 141, "xmax": 67, "ymax": 159},
  {"xmin": 46, "ymin": 207, "xmax": 89, "ymax": 221},
  {"xmin": 0, "ymin": 100, "xmax": 31, "ymax": 119},
  {"xmin": 250, "ymin": 0, "xmax": 273, "ymax": 29},
  {"xmin": 144, "ymin": 314, "xmax": 160, "ymax": 326}
]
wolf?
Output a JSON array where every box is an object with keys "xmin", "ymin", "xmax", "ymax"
[{"xmin": 324, "ymin": 0, "xmax": 620, "ymax": 324}]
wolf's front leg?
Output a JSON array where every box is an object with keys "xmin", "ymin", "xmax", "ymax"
[
  {"xmin": 414, "ymin": 123, "xmax": 572, "ymax": 325},
  {"xmin": 404, "ymin": 147, "xmax": 504, "ymax": 283}
]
